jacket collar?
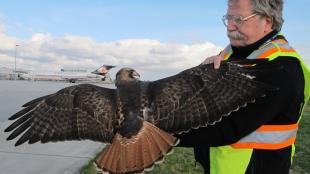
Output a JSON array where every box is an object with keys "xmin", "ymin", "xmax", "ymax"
[{"xmin": 230, "ymin": 30, "xmax": 279, "ymax": 60}]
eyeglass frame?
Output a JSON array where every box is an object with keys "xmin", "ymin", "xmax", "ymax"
[{"xmin": 222, "ymin": 13, "xmax": 257, "ymax": 27}]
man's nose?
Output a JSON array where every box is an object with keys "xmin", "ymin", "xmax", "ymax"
[{"xmin": 226, "ymin": 21, "xmax": 238, "ymax": 31}]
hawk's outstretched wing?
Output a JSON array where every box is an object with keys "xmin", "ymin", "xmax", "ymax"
[
  {"xmin": 5, "ymin": 84, "xmax": 116, "ymax": 146},
  {"xmin": 148, "ymin": 60, "xmax": 275, "ymax": 134},
  {"xmin": 4, "ymin": 60, "xmax": 278, "ymax": 174}
]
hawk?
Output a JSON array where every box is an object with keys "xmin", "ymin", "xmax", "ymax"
[{"xmin": 4, "ymin": 60, "xmax": 275, "ymax": 174}]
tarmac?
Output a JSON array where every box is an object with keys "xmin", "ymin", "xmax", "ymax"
[
  {"xmin": 0, "ymin": 80, "xmax": 107, "ymax": 174},
  {"xmin": 0, "ymin": 121, "xmax": 104, "ymax": 174}
]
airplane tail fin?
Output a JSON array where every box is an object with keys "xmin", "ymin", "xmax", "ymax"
[{"xmin": 92, "ymin": 65, "xmax": 115, "ymax": 76}]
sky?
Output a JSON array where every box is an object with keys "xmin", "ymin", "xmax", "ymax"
[{"xmin": 0, "ymin": 0, "xmax": 310, "ymax": 80}]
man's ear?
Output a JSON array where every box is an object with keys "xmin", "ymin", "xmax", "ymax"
[{"xmin": 264, "ymin": 16, "xmax": 273, "ymax": 32}]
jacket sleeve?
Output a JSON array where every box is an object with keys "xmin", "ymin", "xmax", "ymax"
[{"xmin": 176, "ymin": 57, "xmax": 304, "ymax": 147}]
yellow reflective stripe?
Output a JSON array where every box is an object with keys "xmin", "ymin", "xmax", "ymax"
[{"xmin": 222, "ymin": 45, "xmax": 233, "ymax": 60}]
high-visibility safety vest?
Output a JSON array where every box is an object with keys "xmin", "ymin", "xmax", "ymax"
[{"xmin": 209, "ymin": 33, "xmax": 310, "ymax": 174}]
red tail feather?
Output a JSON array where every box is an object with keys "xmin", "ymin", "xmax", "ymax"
[{"xmin": 96, "ymin": 121, "xmax": 179, "ymax": 174}]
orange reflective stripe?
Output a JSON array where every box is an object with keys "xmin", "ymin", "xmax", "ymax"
[
  {"xmin": 258, "ymin": 47, "xmax": 278, "ymax": 58},
  {"xmin": 224, "ymin": 53, "xmax": 230, "ymax": 60},
  {"xmin": 231, "ymin": 123, "xmax": 298, "ymax": 150},
  {"xmin": 231, "ymin": 136, "xmax": 296, "ymax": 150},
  {"xmin": 258, "ymin": 47, "xmax": 296, "ymax": 58},
  {"xmin": 279, "ymin": 47, "xmax": 296, "ymax": 53},
  {"xmin": 223, "ymin": 50, "xmax": 232, "ymax": 60},
  {"xmin": 256, "ymin": 123, "xmax": 298, "ymax": 132}
]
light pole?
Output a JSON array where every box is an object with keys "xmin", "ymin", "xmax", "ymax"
[{"xmin": 14, "ymin": 44, "xmax": 19, "ymax": 80}]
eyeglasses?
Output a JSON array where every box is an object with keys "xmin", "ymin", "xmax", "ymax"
[{"xmin": 222, "ymin": 13, "xmax": 257, "ymax": 26}]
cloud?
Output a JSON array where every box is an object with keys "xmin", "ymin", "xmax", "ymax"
[
  {"xmin": 0, "ymin": 23, "xmax": 222, "ymax": 80},
  {"xmin": 0, "ymin": 15, "xmax": 6, "ymax": 34},
  {"xmin": 3, "ymin": 23, "xmax": 310, "ymax": 81}
]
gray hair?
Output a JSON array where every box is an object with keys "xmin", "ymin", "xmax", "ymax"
[{"xmin": 228, "ymin": 0, "xmax": 284, "ymax": 31}]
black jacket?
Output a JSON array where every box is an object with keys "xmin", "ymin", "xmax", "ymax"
[{"xmin": 177, "ymin": 30, "xmax": 305, "ymax": 174}]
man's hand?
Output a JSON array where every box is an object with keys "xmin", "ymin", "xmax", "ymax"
[{"xmin": 202, "ymin": 51, "xmax": 224, "ymax": 69}]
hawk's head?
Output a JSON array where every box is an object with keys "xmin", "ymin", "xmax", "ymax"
[{"xmin": 115, "ymin": 68, "xmax": 140, "ymax": 87}]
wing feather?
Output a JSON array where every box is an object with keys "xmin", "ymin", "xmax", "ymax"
[
  {"xmin": 5, "ymin": 84, "xmax": 117, "ymax": 146},
  {"xmin": 148, "ymin": 60, "xmax": 276, "ymax": 134}
]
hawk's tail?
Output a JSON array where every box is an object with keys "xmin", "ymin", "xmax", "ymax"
[{"xmin": 96, "ymin": 121, "xmax": 179, "ymax": 174}]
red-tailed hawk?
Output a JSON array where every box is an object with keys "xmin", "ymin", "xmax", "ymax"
[{"xmin": 5, "ymin": 60, "xmax": 275, "ymax": 174}]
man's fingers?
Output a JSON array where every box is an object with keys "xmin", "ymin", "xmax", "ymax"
[
  {"xmin": 202, "ymin": 57, "xmax": 214, "ymax": 64},
  {"xmin": 202, "ymin": 51, "xmax": 225, "ymax": 68},
  {"xmin": 213, "ymin": 51, "xmax": 225, "ymax": 69},
  {"xmin": 214, "ymin": 55, "xmax": 224, "ymax": 69}
]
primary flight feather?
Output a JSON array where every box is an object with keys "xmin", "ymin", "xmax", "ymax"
[{"xmin": 5, "ymin": 60, "xmax": 275, "ymax": 174}]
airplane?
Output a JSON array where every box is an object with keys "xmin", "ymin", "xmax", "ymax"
[
  {"xmin": 27, "ymin": 65, "xmax": 116, "ymax": 83},
  {"xmin": 61, "ymin": 65, "xmax": 116, "ymax": 83}
]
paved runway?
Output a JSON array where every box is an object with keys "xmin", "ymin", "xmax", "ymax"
[{"xmin": 0, "ymin": 80, "xmax": 110, "ymax": 174}]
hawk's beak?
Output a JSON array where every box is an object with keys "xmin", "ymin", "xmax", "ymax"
[{"xmin": 132, "ymin": 71, "xmax": 140, "ymax": 80}]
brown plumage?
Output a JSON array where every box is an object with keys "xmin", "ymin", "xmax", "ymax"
[{"xmin": 4, "ymin": 60, "xmax": 276, "ymax": 174}]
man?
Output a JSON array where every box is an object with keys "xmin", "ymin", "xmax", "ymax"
[{"xmin": 177, "ymin": 0, "xmax": 310, "ymax": 174}]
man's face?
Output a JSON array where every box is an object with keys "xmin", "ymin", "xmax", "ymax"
[{"xmin": 226, "ymin": 0, "xmax": 273, "ymax": 47}]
